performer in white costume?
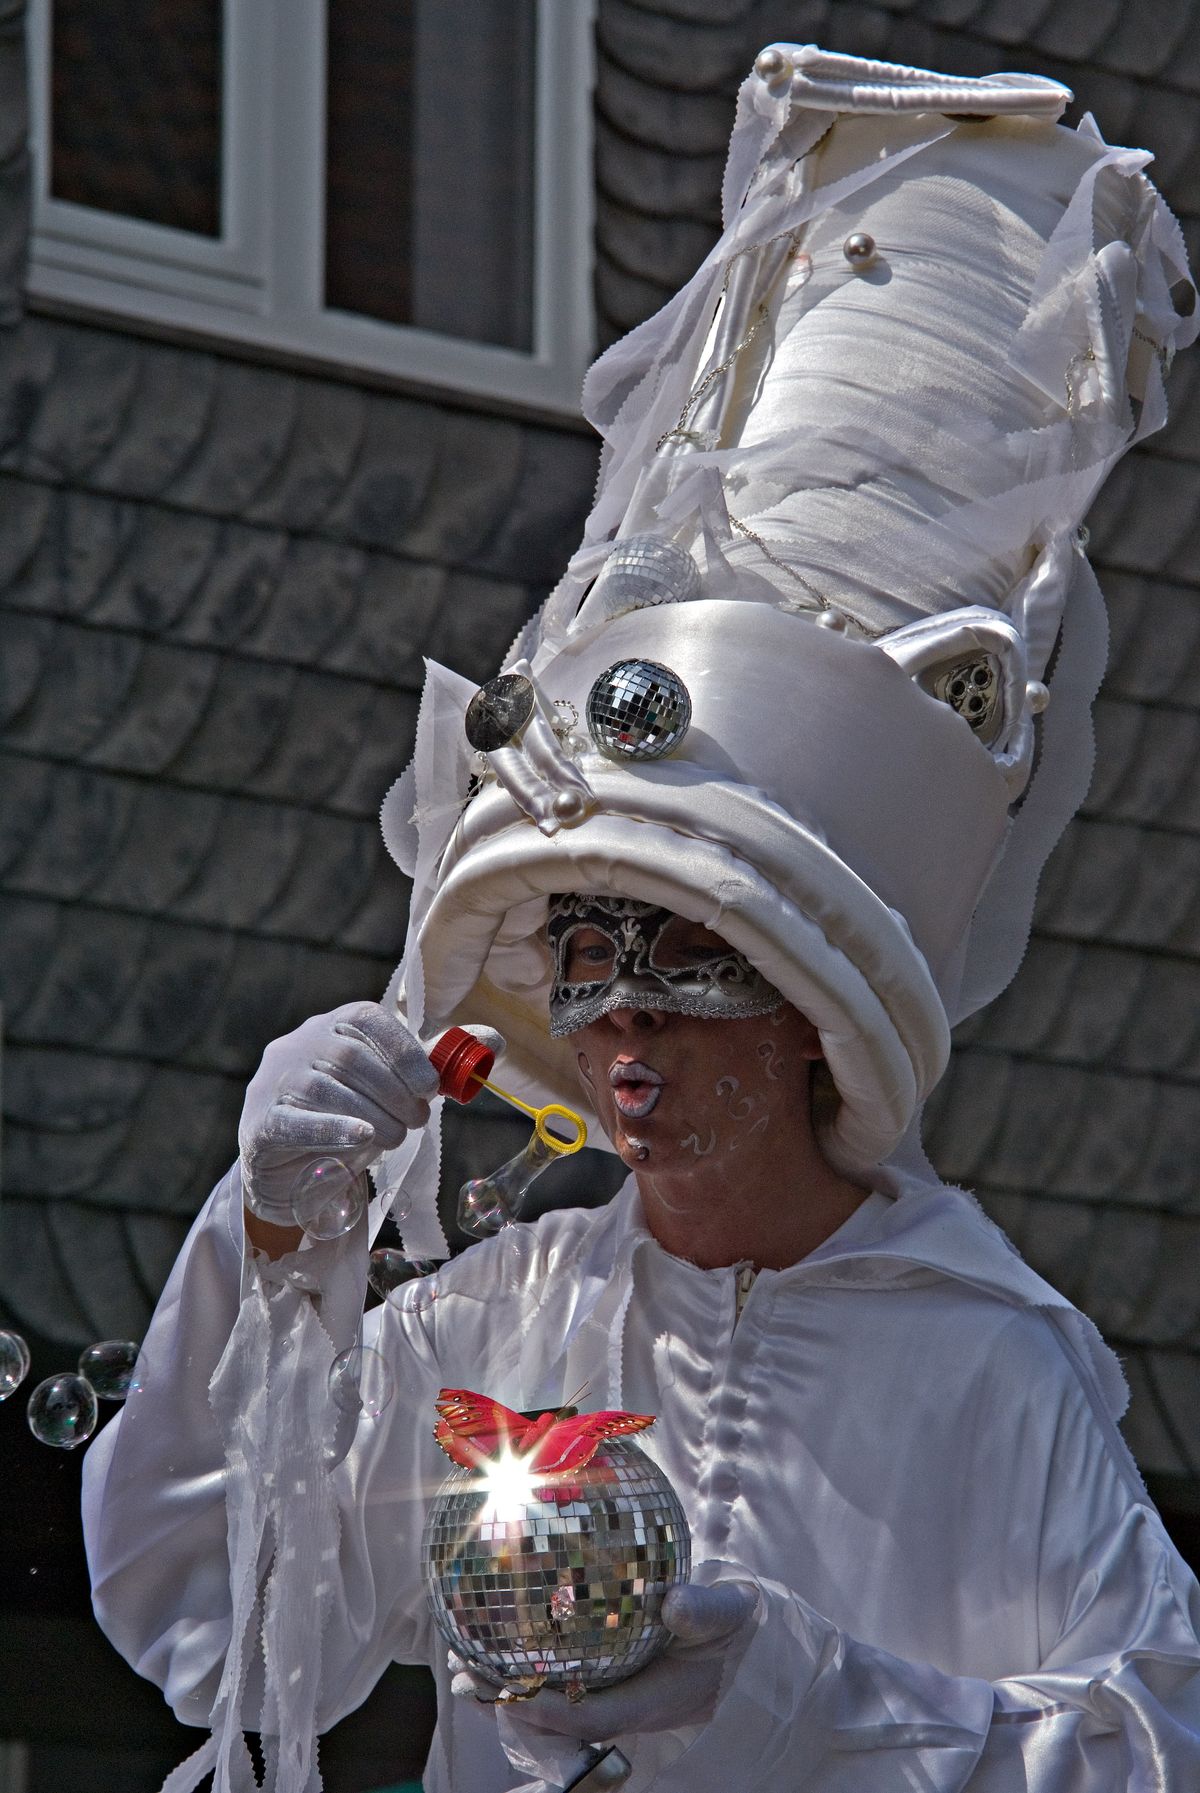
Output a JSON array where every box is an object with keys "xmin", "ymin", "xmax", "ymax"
[{"xmin": 82, "ymin": 44, "xmax": 1200, "ymax": 1793}]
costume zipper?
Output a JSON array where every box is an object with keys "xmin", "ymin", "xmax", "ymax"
[{"xmin": 733, "ymin": 1261, "xmax": 757, "ymax": 1328}]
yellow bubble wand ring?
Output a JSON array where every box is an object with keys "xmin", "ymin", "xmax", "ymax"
[{"xmin": 471, "ymin": 1076, "xmax": 587, "ymax": 1154}]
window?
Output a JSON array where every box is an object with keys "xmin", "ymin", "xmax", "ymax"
[{"xmin": 25, "ymin": 0, "xmax": 596, "ymax": 414}]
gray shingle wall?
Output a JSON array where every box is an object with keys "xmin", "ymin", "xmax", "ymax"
[
  {"xmin": 595, "ymin": 0, "xmax": 1200, "ymax": 340},
  {"xmin": 0, "ymin": 0, "xmax": 27, "ymax": 326},
  {"xmin": 594, "ymin": 0, "xmax": 1200, "ymax": 1497},
  {"xmin": 2, "ymin": 4, "xmax": 1199, "ymax": 1502},
  {"xmin": 0, "ymin": 316, "xmax": 599, "ymax": 1343}
]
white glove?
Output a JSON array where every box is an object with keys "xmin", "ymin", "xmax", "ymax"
[
  {"xmin": 452, "ymin": 1579, "xmax": 759, "ymax": 1746},
  {"xmin": 238, "ymin": 1001, "xmax": 440, "ymax": 1222}
]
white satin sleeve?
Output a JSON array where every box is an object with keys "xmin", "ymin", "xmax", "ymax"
[
  {"xmin": 80, "ymin": 1164, "xmax": 427, "ymax": 1733},
  {"xmin": 82, "ymin": 1166, "xmax": 262, "ymax": 1725},
  {"xmin": 80, "ymin": 1165, "xmax": 592, "ymax": 1762},
  {"xmin": 661, "ymin": 1343, "xmax": 1200, "ymax": 1791}
]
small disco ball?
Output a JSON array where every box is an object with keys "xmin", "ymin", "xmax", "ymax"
[
  {"xmin": 586, "ymin": 660, "xmax": 692, "ymax": 763},
  {"xmin": 592, "ymin": 536, "xmax": 700, "ymax": 618},
  {"xmin": 424, "ymin": 1438, "xmax": 690, "ymax": 1691}
]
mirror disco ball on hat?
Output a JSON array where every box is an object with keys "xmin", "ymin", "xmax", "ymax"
[
  {"xmin": 589, "ymin": 536, "xmax": 701, "ymax": 618},
  {"xmin": 424, "ymin": 1436, "xmax": 690, "ymax": 1691},
  {"xmin": 586, "ymin": 659, "xmax": 692, "ymax": 762}
]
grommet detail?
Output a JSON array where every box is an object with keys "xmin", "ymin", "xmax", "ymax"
[{"xmin": 933, "ymin": 656, "xmax": 1002, "ymax": 737}]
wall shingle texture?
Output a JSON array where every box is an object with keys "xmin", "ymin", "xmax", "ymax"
[{"xmin": 0, "ymin": 316, "xmax": 599, "ymax": 1345}]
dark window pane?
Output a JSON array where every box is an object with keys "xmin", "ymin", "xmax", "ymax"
[
  {"xmin": 325, "ymin": 3, "xmax": 416, "ymax": 332},
  {"xmin": 51, "ymin": 0, "xmax": 222, "ymax": 237},
  {"xmin": 326, "ymin": 0, "xmax": 536, "ymax": 352}
]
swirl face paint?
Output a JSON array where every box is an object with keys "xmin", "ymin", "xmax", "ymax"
[
  {"xmin": 715, "ymin": 1071, "xmax": 773, "ymax": 1154},
  {"xmin": 679, "ymin": 1125, "xmax": 717, "ymax": 1157},
  {"xmin": 715, "ymin": 1076, "xmax": 757, "ymax": 1122}
]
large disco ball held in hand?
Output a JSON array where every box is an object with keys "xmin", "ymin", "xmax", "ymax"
[{"xmin": 424, "ymin": 1388, "xmax": 690, "ymax": 1694}]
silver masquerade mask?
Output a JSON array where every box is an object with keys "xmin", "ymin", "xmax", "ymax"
[{"xmin": 547, "ymin": 895, "xmax": 784, "ymax": 1037}]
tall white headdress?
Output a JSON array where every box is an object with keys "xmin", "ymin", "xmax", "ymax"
[{"xmin": 380, "ymin": 45, "xmax": 1198, "ymax": 1256}]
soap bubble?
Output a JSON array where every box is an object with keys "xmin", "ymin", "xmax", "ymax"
[
  {"xmin": 291, "ymin": 1159, "xmax": 366, "ymax": 1241},
  {"xmin": 78, "ymin": 1340, "xmax": 144, "ymax": 1401},
  {"xmin": 458, "ymin": 1179, "xmax": 515, "ymax": 1239},
  {"xmin": 0, "ymin": 1330, "xmax": 31, "ymax": 1400},
  {"xmin": 368, "ymin": 1248, "xmax": 438, "ymax": 1300},
  {"xmin": 27, "ymin": 1373, "xmax": 99, "ymax": 1450},
  {"xmin": 378, "ymin": 1181, "xmax": 413, "ymax": 1225},
  {"xmin": 328, "ymin": 1344, "xmax": 394, "ymax": 1420}
]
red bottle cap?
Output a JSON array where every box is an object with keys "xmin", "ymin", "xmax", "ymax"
[{"xmin": 430, "ymin": 1027, "xmax": 496, "ymax": 1105}]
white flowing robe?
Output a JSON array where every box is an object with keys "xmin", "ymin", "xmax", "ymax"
[{"xmin": 82, "ymin": 1171, "xmax": 1200, "ymax": 1790}]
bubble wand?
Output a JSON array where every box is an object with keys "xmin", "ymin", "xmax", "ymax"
[{"xmin": 430, "ymin": 1028, "xmax": 587, "ymax": 1237}]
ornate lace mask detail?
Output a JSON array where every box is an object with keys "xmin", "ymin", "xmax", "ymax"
[{"xmin": 547, "ymin": 895, "xmax": 784, "ymax": 1037}]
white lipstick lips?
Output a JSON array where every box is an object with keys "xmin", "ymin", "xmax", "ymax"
[{"xmin": 609, "ymin": 1060, "xmax": 664, "ymax": 1120}]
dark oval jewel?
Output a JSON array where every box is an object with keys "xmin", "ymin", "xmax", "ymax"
[{"xmin": 464, "ymin": 673, "xmax": 536, "ymax": 753}]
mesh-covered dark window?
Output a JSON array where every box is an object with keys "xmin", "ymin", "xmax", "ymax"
[
  {"xmin": 326, "ymin": 0, "xmax": 536, "ymax": 352},
  {"xmin": 50, "ymin": 0, "xmax": 222, "ymax": 237}
]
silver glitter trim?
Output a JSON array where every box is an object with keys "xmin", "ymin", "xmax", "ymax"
[
  {"xmin": 547, "ymin": 895, "xmax": 784, "ymax": 1036},
  {"xmin": 549, "ymin": 983, "xmax": 784, "ymax": 1039}
]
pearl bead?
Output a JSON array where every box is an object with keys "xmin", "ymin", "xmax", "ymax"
[
  {"xmin": 754, "ymin": 46, "xmax": 792, "ymax": 83},
  {"xmin": 842, "ymin": 232, "xmax": 877, "ymax": 269},
  {"xmin": 815, "ymin": 609, "xmax": 847, "ymax": 631},
  {"xmin": 1025, "ymin": 680, "xmax": 1050, "ymax": 715},
  {"xmin": 552, "ymin": 789, "xmax": 586, "ymax": 822}
]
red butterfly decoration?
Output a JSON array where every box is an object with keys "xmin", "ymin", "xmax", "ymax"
[{"xmin": 433, "ymin": 1387, "xmax": 655, "ymax": 1477}]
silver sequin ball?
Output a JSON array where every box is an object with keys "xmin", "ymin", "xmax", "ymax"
[
  {"xmin": 592, "ymin": 536, "xmax": 700, "ymax": 618},
  {"xmin": 587, "ymin": 660, "xmax": 692, "ymax": 762},
  {"xmin": 424, "ymin": 1438, "xmax": 691, "ymax": 1691}
]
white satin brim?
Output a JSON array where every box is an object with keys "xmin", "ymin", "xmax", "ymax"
[{"xmin": 415, "ymin": 799, "xmax": 946, "ymax": 1175}]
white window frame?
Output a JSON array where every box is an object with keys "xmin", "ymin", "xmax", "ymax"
[{"xmin": 24, "ymin": 0, "xmax": 596, "ymax": 416}]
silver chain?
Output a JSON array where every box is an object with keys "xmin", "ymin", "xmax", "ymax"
[
  {"xmin": 725, "ymin": 513, "xmax": 830, "ymax": 610},
  {"xmin": 655, "ymin": 228, "xmax": 803, "ymax": 454},
  {"xmin": 725, "ymin": 513, "xmax": 884, "ymax": 638},
  {"xmin": 656, "ymin": 305, "xmax": 770, "ymax": 452}
]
